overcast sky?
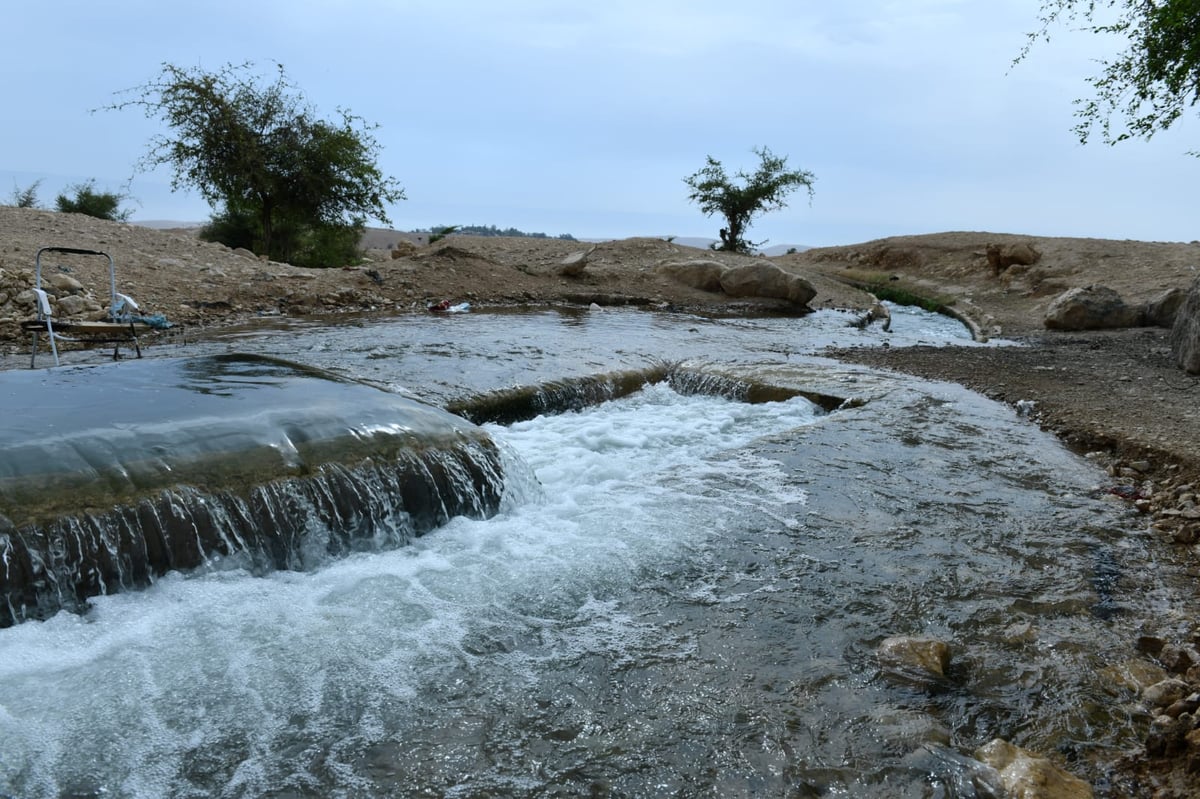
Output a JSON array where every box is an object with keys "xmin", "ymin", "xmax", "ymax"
[{"xmin": 3, "ymin": 1, "xmax": 1197, "ymax": 248}]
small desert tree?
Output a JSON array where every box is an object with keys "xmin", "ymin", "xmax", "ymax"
[
  {"xmin": 684, "ymin": 146, "xmax": 815, "ymax": 253},
  {"xmin": 8, "ymin": 180, "xmax": 42, "ymax": 209},
  {"xmin": 106, "ymin": 62, "xmax": 405, "ymax": 267},
  {"xmin": 55, "ymin": 180, "xmax": 133, "ymax": 221}
]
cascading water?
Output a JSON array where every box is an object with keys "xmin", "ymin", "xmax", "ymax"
[
  {"xmin": 0, "ymin": 383, "xmax": 828, "ymax": 797},
  {"xmin": 0, "ymin": 354, "xmax": 505, "ymax": 627},
  {"xmin": 0, "ymin": 305, "xmax": 1195, "ymax": 798}
]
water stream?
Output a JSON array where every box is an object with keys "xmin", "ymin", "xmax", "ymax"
[{"xmin": 1, "ymin": 305, "xmax": 1194, "ymax": 797}]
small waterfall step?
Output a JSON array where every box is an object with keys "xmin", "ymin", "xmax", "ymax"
[{"xmin": 0, "ymin": 354, "xmax": 504, "ymax": 626}]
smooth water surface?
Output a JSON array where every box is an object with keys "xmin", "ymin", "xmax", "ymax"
[{"xmin": 177, "ymin": 303, "xmax": 982, "ymax": 405}]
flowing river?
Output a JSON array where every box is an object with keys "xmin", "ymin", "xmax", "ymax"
[{"xmin": 1, "ymin": 305, "xmax": 1195, "ymax": 797}]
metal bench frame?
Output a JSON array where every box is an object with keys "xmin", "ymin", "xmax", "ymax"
[{"xmin": 21, "ymin": 246, "xmax": 145, "ymax": 367}]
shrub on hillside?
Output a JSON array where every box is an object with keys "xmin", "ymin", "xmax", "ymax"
[
  {"xmin": 8, "ymin": 180, "xmax": 42, "ymax": 209},
  {"xmin": 55, "ymin": 180, "xmax": 133, "ymax": 221}
]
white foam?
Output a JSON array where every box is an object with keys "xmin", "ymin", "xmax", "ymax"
[{"xmin": 0, "ymin": 385, "xmax": 818, "ymax": 798}]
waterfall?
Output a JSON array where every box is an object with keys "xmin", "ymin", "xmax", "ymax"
[
  {"xmin": 448, "ymin": 365, "xmax": 671, "ymax": 424},
  {"xmin": 0, "ymin": 354, "xmax": 507, "ymax": 627}
]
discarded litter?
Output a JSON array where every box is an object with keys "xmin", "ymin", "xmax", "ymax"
[{"xmin": 428, "ymin": 300, "xmax": 470, "ymax": 313}]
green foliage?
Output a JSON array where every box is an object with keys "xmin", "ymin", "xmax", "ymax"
[
  {"xmin": 294, "ymin": 220, "xmax": 365, "ymax": 268},
  {"xmin": 106, "ymin": 61, "xmax": 405, "ymax": 265},
  {"xmin": 838, "ymin": 269, "xmax": 955, "ymax": 313},
  {"xmin": 8, "ymin": 180, "xmax": 42, "ymax": 208},
  {"xmin": 54, "ymin": 180, "xmax": 133, "ymax": 221},
  {"xmin": 868, "ymin": 283, "xmax": 949, "ymax": 314},
  {"xmin": 1023, "ymin": 0, "xmax": 1200, "ymax": 145},
  {"xmin": 684, "ymin": 146, "xmax": 815, "ymax": 254},
  {"xmin": 428, "ymin": 224, "xmax": 461, "ymax": 244},
  {"xmin": 200, "ymin": 200, "xmax": 363, "ymax": 267},
  {"xmin": 199, "ymin": 204, "xmax": 258, "ymax": 252}
]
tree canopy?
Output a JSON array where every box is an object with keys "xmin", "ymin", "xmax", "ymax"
[
  {"xmin": 107, "ymin": 62, "xmax": 405, "ymax": 266},
  {"xmin": 1023, "ymin": 0, "xmax": 1200, "ymax": 145},
  {"xmin": 684, "ymin": 147, "xmax": 815, "ymax": 253}
]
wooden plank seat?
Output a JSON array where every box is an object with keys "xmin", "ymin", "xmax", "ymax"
[
  {"xmin": 22, "ymin": 317, "xmax": 147, "ymax": 357},
  {"xmin": 21, "ymin": 318, "xmax": 150, "ymax": 337}
]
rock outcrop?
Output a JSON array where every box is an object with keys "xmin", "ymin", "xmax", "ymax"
[
  {"xmin": 1144, "ymin": 286, "xmax": 1186, "ymax": 328},
  {"xmin": 1170, "ymin": 275, "xmax": 1200, "ymax": 374},
  {"xmin": 987, "ymin": 242, "xmax": 1042, "ymax": 275},
  {"xmin": 655, "ymin": 259, "xmax": 726, "ymax": 292},
  {"xmin": 1043, "ymin": 285, "xmax": 1142, "ymax": 330},
  {"xmin": 719, "ymin": 263, "xmax": 816, "ymax": 305},
  {"xmin": 657, "ymin": 259, "xmax": 817, "ymax": 306}
]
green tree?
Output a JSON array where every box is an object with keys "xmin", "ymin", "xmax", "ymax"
[
  {"xmin": 428, "ymin": 224, "xmax": 461, "ymax": 244},
  {"xmin": 684, "ymin": 146, "xmax": 815, "ymax": 253},
  {"xmin": 1023, "ymin": 0, "xmax": 1200, "ymax": 145},
  {"xmin": 8, "ymin": 179, "xmax": 42, "ymax": 208},
  {"xmin": 55, "ymin": 179, "xmax": 133, "ymax": 221},
  {"xmin": 107, "ymin": 62, "xmax": 405, "ymax": 266}
]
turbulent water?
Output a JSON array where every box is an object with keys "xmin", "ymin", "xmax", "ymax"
[{"xmin": 1, "ymin": 305, "xmax": 1195, "ymax": 798}]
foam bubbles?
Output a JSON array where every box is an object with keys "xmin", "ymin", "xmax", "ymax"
[{"xmin": 0, "ymin": 386, "xmax": 819, "ymax": 798}]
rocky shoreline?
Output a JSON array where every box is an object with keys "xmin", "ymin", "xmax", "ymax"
[{"xmin": 830, "ymin": 331, "xmax": 1200, "ymax": 797}]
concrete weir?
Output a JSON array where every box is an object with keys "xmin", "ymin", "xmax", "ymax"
[{"xmin": 0, "ymin": 354, "xmax": 504, "ymax": 626}]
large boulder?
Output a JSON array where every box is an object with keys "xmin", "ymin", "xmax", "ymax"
[
  {"xmin": 1043, "ymin": 285, "xmax": 1142, "ymax": 330},
  {"xmin": 719, "ymin": 263, "xmax": 816, "ymax": 306},
  {"xmin": 1144, "ymin": 286, "xmax": 1187, "ymax": 328},
  {"xmin": 656, "ymin": 259, "xmax": 727, "ymax": 293},
  {"xmin": 1170, "ymin": 275, "xmax": 1200, "ymax": 374}
]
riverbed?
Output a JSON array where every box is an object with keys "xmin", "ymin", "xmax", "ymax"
[{"xmin": 1, "ymin": 305, "xmax": 1192, "ymax": 798}]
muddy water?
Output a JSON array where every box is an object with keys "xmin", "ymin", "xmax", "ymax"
[{"xmin": 0, "ymin": 306, "xmax": 1193, "ymax": 798}]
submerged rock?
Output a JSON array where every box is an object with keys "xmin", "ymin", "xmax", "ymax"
[
  {"xmin": 974, "ymin": 738, "xmax": 1093, "ymax": 799},
  {"xmin": 877, "ymin": 635, "xmax": 951, "ymax": 681}
]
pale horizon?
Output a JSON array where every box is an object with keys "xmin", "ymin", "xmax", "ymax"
[{"xmin": 4, "ymin": 2, "xmax": 1199, "ymax": 248}]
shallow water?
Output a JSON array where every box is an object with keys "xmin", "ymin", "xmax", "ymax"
[
  {"xmin": 0, "ymin": 305, "xmax": 1192, "ymax": 798},
  {"xmin": 173, "ymin": 304, "xmax": 991, "ymax": 405}
]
